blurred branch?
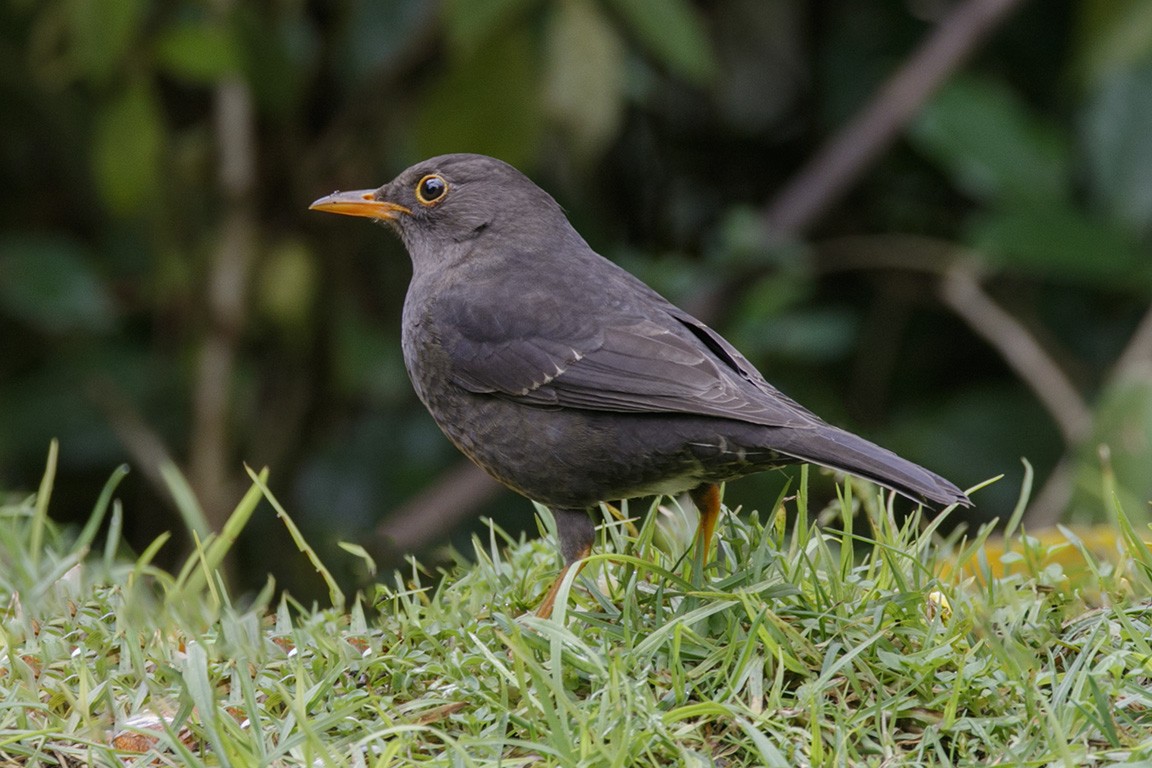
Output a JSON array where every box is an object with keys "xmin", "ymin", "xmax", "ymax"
[
  {"xmin": 372, "ymin": 0, "xmax": 1028, "ymax": 555},
  {"xmin": 816, "ymin": 233, "xmax": 964, "ymax": 275},
  {"xmin": 939, "ymin": 267, "xmax": 1091, "ymax": 446},
  {"xmin": 688, "ymin": 0, "xmax": 1027, "ymax": 322},
  {"xmin": 1020, "ymin": 301, "xmax": 1152, "ymax": 528},
  {"xmin": 939, "ymin": 267, "xmax": 1096, "ymax": 529},
  {"xmin": 188, "ymin": 75, "xmax": 258, "ymax": 530},
  {"xmin": 1025, "ymin": 455, "xmax": 1075, "ymax": 529},
  {"xmin": 763, "ymin": 0, "xmax": 1026, "ymax": 235},
  {"xmin": 1027, "ymin": 301, "xmax": 1152, "ymax": 527},
  {"xmin": 819, "ymin": 237, "xmax": 1093, "ymax": 526},
  {"xmin": 821, "ymin": 236, "xmax": 1093, "ymax": 437},
  {"xmin": 1113, "ymin": 304, "xmax": 1152, "ymax": 381},
  {"xmin": 375, "ymin": 460, "xmax": 506, "ymax": 556}
]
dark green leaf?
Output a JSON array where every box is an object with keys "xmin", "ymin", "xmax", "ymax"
[
  {"xmin": 603, "ymin": 0, "xmax": 717, "ymax": 84},
  {"xmin": 967, "ymin": 205, "xmax": 1146, "ymax": 288},
  {"xmin": 333, "ymin": 301, "xmax": 410, "ymax": 401},
  {"xmin": 0, "ymin": 236, "xmax": 115, "ymax": 333},
  {"xmin": 611, "ymin": 250, "xmax": 713, "ymax": 306},
  {"xmin": 911, "ymin": 75, "xmax": 1071, "ymax": 205},
  {"xmin": 414, "ymin": 29, "xmax": 543, "ymax": 166},
  {"xmin": 257, "ymin": 240, "xmax": 318, "ymax": 335},
  {"xmin": 1081, "ymin": 64, "xmax": 1152, "ymax": 236},
  {"xmin": 91, "ymin": 85, "xmax": 164, "ymax": 215},
  {"xmin": 731, "ymin": 306, "xmax": 856, "ymax": 364},
  {"xmin": 235, "ymin": 7, "xmax": 318, "ymax": 115},
  {"xmin": 65, "ymin": 0, "xmax": 145, "ymax": 84},
  {"xmin": 706, "ymin": 206, "xmax": 807, "ymax": 271},
  {"xmin": 155, "ymin": 21, "xmax": 243, "ymax": 84},
  {"xmin": 442, "ymin": 0, "xmax": 539, "ymax": 54},
  {"xmin": 885, "ymin": 386, "xmax": 1060, "ymax": 516},
  {"xmin": 0, "ymin": 370, "xmax": 114, "ymax": 462}
]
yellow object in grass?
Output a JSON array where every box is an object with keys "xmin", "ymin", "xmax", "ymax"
[{"xmin": 937, "ymin": 524, "xmax": 1147, "ymax": 587}]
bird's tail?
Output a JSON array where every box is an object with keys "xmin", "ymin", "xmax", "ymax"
[{"xmin": 769, "ymin": 425, "xmax": 970, "ymax": 508}]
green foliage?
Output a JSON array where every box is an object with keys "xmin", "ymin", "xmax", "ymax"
[
  {"xmin": 415, "ymin": 27, "xmax": 544, "ymax": 166},
  {"xmin": 912, "ymin": 75, "xmax": 1071, "ymax": 206},
  {"xmin": 92, "ymin": 84, "xmax": 164, "ymax": 215},
  {"xmin": 1070, "ymin": 371, "xmax": 1152, "ymax": 521},
  {"xmin": 968, "ymin": 205, "xmax": 1145, "ymax": 287},
  {"xmin": 603, "ymin": 0, "xmax": 716, "ymax": 84},
  {"xmin": 1074, "ymin": 0, "xmax": 1152, "ymax": 86},
  {"xmin": 155, "ymin": 19, "xmax": 243, "ymax": 84},
  {"xmin": 234, "ymin": 6, "xmax": 318, "ymax": 116},
  {"xmin": 442, "ymin": 0, "xmax": 540, "ymax": 54},
  {"xmin": 908, "ymin": 34, "xmax": 1152, "ymax": 522},
  {"xmin": 0, "ymin": 235, "xmax": 115, "ymax": 333},
  {"xmin": 60, "ymin": 0, "xmax": 146, "ymax": 85},
  {"xmin": 255, "ymin": 239, "xmax": 319, "ymax": 335},
  {"xmin": 1081, "ymin": 64, "xmax": 1152, "ymax": 236},
  {"xmin": 5, "ymin": 460, "xmax": 1152, "ymax": 764}
]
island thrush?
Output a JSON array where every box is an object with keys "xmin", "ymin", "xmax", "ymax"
[{"xmin": 311, "ymin": 153, "xmax": 969, "ymax": 616}]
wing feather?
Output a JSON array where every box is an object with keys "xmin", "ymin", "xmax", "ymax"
[{"xmin": 439, "ymin": 278, "xmax": 817, "ymax": 428}]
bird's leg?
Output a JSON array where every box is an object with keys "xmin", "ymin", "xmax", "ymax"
[
  {"xmin": 689, "ymin": 483, "xmax": 722, "ymax": 564},
  {"xmin": 535, "ymin": 507, "xmax": 596, "ymax": 619}
]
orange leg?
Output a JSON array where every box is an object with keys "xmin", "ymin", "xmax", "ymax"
[
  {"xmin": 536, "ymin": 508, "xmax": 595, "ymax": 619},
  {"xmin": 689, "ymin": 483, "xmax": 722, "ymax": 564},
  {"xmin": 535, "ymin": 543, "xmax": 592, "ymax": 619}
]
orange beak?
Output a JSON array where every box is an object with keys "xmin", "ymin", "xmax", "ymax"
[{"xmin": 308, "ymin": 189, "xmax": 411, "ymax": 220}]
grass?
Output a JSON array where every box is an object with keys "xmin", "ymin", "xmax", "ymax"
[{"xmin": 3, "ymin": 446, "xmax": 1152, "ymax": 766}]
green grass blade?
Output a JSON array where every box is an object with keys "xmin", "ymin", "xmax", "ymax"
[
  {"xmin": 29, "ymin": 438, "xmax": 58, "ymax": 570},
  {"xmin": 160, "ymin": 458, "xmax": 210, "ymax": 541},
  {"xmin": 244, "ymin": 464, "xmax": 345, "ymax": 609}
]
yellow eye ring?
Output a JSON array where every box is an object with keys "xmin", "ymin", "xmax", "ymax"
[{"xmin": 415, "ymin": 174, "xmax": 448, "ymax": 206}]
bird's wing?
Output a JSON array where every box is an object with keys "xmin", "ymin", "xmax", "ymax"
[{"xmin": 438, "ymin": 284, "xmax": 818, "ymax": 429}]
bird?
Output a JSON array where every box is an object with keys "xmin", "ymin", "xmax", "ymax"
[{"xmin": 310, "ymin": 153, "xmax": 970, "ymax": 617}]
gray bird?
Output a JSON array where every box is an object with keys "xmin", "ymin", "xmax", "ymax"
[{"xmin": 311, "ymin": 153, "xmax": 969, "ymax": 616}]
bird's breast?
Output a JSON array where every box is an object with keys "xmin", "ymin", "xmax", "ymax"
[{"xmin": 400, "ymin": 288, "xmax": 443, "ymax": 405}]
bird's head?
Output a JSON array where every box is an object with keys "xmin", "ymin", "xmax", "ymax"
[{"xmin": 310, "ymin": 154, "xmax": 577, "ymax": 266}]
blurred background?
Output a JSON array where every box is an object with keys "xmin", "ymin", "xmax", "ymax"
[{"xmin": 3, "ymin": 0, "xmax": 1151, "ymax": 597}]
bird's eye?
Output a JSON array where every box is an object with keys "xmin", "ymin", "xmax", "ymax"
[{"xmin": 415, "ymin": 174, "xmax": 448, "ymax": 206}]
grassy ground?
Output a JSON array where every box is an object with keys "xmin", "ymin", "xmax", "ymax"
[{"xmin": 3, "ymin": 446, "xmax": 1152, "ymax": 767}]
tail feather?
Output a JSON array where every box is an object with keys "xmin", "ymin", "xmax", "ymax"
[{"xmin": 770, "ymin": 425, "xmax": 969, "ymax": 508}]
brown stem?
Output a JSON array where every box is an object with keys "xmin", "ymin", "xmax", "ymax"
[{"xmin": 936, "ymin": 266, "xmax": 1091, "ymax": 530}]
